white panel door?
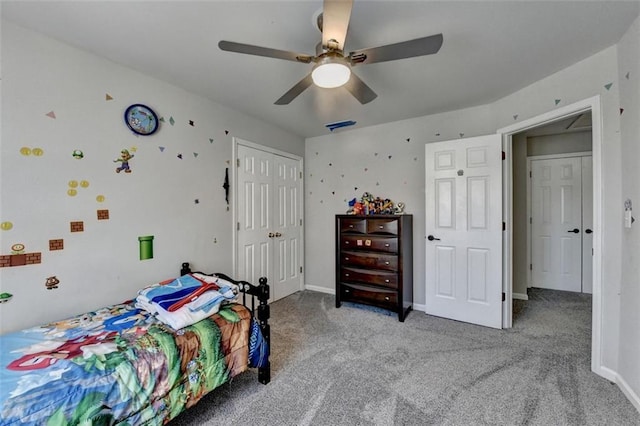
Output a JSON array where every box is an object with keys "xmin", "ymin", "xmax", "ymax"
[
  {"xmin": 237, "ymin": 144, "xmax": 272, "ymax": 288},
  {"xmin": 272, "ymin": 154, "xmax": 302, "ymax": 300},
  {"xmin": 531, "ymin": 157, "xmax": 582, "ymax": 292},
  {"xmin": 237, "ymin": 144, "xmax": 303, "ymax": 301},
  {"xmin": 425, "ymin": 135, "xmax": 503, "ymax": 329},
  {"xmin": 582, "ymin": 156, "xmax": 593, "ymax": 294}
]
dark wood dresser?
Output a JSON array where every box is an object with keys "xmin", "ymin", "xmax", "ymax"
[{"xmin": 335, "ymin": 214, "xmax": 413, "ymax": 321}]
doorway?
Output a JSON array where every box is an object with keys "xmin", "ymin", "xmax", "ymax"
[
  {"xmin": 233, "ymin": 138, "xmax": 304, "ymax": 302},
  {"xmin": 514, "ymin": 112, "xmax": 593, "ymax": 296},
  {"xmin": 498, "ymin": 95, "xmax": 605, "ymax": 378}
]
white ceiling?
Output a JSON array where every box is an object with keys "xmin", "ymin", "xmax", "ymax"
[{"xmin": 2, "ymin": 1, "xmax": 638, "ymax": 138}]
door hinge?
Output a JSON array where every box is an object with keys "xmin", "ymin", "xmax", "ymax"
[
  {"xmin": 300, "ymin": 171, "xmax": 302, "ymax": 179},
  {"xmin": 236, "ymin": 158, "xmax": 240, "ymax": 167},
  {"xmin": 502, "ymin": 292, "xmax": 506, "ymax": 301},
  {"xmin": 502, "ymin": 222, "xmax": 506, "ymax": 231},
  {"xmin": 529, "ymin": 171, "xmax": 532, "ymax": 178},
  {"xmin": 300, "ymin": 266, "xmax": 303, "ymax": 273},
  {"xmin": 530, "ymin": 217, "xmax": 532, "ymax": 224},
  {"xmin": 530, "ymin": 263, "xmax": 533, "ymax": 270},
  {"xmin": 502, "ymin": 151, "xmax": 506, "ymax": 160},
  {"xmin": 299, "ymin": 219, "xmax": 302, "ymax": 226},
  {"xmin": 237, "ymin": 222, "xmax": 240, "ymax": 231}
]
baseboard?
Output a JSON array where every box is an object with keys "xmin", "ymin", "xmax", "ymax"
[
  {"xmin": 597, "ymin": 365, "xmax": 618, "ymax": 383},
  {"xmin": 413, "ymin": 303, "xmax": 426, "ymax": 312},
  {"xmin": 513, "ymin": 292, "xmax": 529, "ymax": 301},
  {"xmin": 615, "ymin": 372, "xmax": 640, "ymax": 413},
  {"xmin": 304, "ymin": 284, "xmax": 334, "ymax": 295}
]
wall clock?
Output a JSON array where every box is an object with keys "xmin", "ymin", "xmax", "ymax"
[{"xmin": 124, "ymin": 104, "xmax": 159, "ymax": 135}]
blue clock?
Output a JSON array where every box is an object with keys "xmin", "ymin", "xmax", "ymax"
[{"xmin": 124, "ymin": 104, "xmax": 159, "ymax": 135}]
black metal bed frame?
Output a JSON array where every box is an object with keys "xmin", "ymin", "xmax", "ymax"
[{"xmin": 180, "ymin": 263, "xmax": 270, "ymax": 384}]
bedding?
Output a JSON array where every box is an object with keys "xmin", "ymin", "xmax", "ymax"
[
  {"xmin": 134, "ymin": 273, "xmax": 239, "ymax": 330},
  {"xmin": 0, "ymin": 290, "xmax": 269, "ymax": 425}
]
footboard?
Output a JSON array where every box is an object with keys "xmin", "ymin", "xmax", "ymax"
[
  {"xmin": 181, "ymin": 263, "xmax": 270, "ymax": 384},
  {"xmin": 212, "ymin": 272, "xmax": 271, "ymax": 384}
]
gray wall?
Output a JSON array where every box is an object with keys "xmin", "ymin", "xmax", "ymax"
[{"xmin": 527, "ymin": 131, "xmax": 592, "ymax": 157}]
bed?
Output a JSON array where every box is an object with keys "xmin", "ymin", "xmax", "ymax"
[{"xmin": 0, "ymin": 268, "xmax": 270, "ymax": 425}]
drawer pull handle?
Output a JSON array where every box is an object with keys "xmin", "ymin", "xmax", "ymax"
[
  {"xmin": 385, "ymin": 279, "xmax": 390, "ymax": 283},
  {"xmin": 345, "ymin": 241, "xmax": 350, "ymax": 244},
  {"xmin": 384, "ymin": 296, "xmax": 390, "ymax": 301},
  {"xmin": 345, "ymin": 289, "xmax": 350, "ymax": 293},
  {"xmin": 384, "ymin": 261, "xmax": 390, "ymax": 265},
  {"xmin": 379, "ymin": 225, "xmax": 384, "ymax": 229},
  {"xmin": 349, "ymin": 225, "xmax": 354, "ymax": 228},
  {"xmin": 345, "ymin": 257, "xmax": 350, "ymax": 261},
  {"xmin": 385, "ymin": 244, "xmax": 390, "ymax": 247},
  {"xmin": 345, "ymin": 273, "xmax": 350, "ymax": 277}
]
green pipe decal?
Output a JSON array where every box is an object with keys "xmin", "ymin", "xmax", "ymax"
[{"xmin": 138, "ymin": 235, "xmax": 154, "ymax": 260}]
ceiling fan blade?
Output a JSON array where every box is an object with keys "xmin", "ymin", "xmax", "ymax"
[
  {"xmin": 219, "ymin": 40, "xmax": 313, "ymax": 63},
  {"xmin": 322, "ymin": 0, "xmax": 353, "ymax": 51},
  {"xmin": 344, "ymin": 73, "xmax": 377, "ymax": 104},
  {"xmin": 274, "ymin": 73, "xmax": 314, "ymax": 105},
  {"xmin": 349, "ymin": 33, "xmax": 443, "ymax": 65}
]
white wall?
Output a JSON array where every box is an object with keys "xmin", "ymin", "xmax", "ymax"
[
  {"xmin": 305, "ymin": 44, "xmax": 629, "ymax": 379},
  {"xmin": 0, "ymin": 21, "xmax": 304, "ymax": 333},
  {"xmin": 617, "ymin": 15, "xmax": 640, "ymax": 410}
]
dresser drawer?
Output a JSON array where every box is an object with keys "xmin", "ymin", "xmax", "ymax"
[
  {"xmin": 340, "ymin": 218, "xmax": 366, "ymax": 234},
  {"xmin": 341, "ymin": 251, "xmax": 398, "ymax": 271},
  {"xmin": 367, "ymin": 218, "xmax": 398, "ymax": 235},
  {"xmin": 340, "ymin": 283, "xmax": 397, "ymax": 309},
  {"xmin": 340, "ymin": 267, "xmax": 398, "ymax": 289},
  {"xmin": 340, "ymin": 236, "xmax": 398, "ymax": 253}
]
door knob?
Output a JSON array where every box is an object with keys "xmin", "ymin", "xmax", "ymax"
[
  {"xmin": 585, "ymin": 229, "xmax": 593, "ymax": 234},
  {"xmin": 275, "ymin": 232, "xmax": 282, "ymax": 238},
  {"xmin": 268, "ymin": 232, "xmax": 275, "ymax": 238},
  {"xmin": 567, "ymin": 228, "xmax": 580, "ymax": 233},
  {"xmin": 427, "ymin": 235, "xmax": 441, "ymax": 241}
]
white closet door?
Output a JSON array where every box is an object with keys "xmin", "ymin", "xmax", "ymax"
[
  {"xmin": 531, "ymin": 157, "xmax": 583, "ymax": 292},
  {"xmin": 237, "ymin": 144, "xmax": 272, "ymax": 287},
  {"xmin": 272, "ymin": 154, "xmax": 302, "ymax": 300},
  {"xmin": 236, "ymin": 143, "xmax": 303, "ymax": 301}
]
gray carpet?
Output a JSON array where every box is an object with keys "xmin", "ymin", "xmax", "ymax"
[{"xmin": 170, "ymin": 288, "xmax": 640, "ymax": 425}]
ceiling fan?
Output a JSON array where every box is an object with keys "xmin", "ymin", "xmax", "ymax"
[{"xmin": 218, "ymin": 0, "xmax": 443, "ymax": 105}]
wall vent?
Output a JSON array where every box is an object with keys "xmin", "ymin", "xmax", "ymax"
[{"xmin": 325, "ymin": 120, "xmax": 356, "ymax": 132}]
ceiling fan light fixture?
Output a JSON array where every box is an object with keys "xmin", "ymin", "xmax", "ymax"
[{"xmin": 311, "ymin": 58, "xmax": 351, "ymax": 88}]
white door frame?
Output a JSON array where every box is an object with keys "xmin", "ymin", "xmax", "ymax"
[
  {"xmin": 498, "ymin": 95, "xmax": 603, "ymax": 377},
  {"xmin": 526, "ymin": 152, "xmax": 592, "ymax": 292},
  {"xmin": 232, "ymin": 137, "xmax": 305, "ymax": 292}
]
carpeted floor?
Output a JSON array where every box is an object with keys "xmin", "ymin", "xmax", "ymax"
[{"xmin": 170, "ymin": 288, "xmax": 640, "ymax": 425}]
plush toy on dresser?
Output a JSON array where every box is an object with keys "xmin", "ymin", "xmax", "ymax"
[{"xmin": 346, "ymin": 192, "xmax": 404, "ymax": 215}]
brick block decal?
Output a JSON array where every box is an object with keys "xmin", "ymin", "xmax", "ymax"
[
  {"xmin": 97, "ymin": 209, "xmax": 110, "ymax": 220},
  {"xmin": 25, "ymin": 253, "xmax": 41, "ymax": 265},
  {"xmin": 10, "ymin": 254, "xmax": 26, "ymax": 267},
  {"xmin": 70, "ymin": 221, "xmax": 84, "ymax": 232},
  {"xmin": 0, "ymin": 253, "xmax": 41, "ymax": 268},
  {"xmin": 49, "ymin": 239, "xmax": 64, "ymax": 251}
]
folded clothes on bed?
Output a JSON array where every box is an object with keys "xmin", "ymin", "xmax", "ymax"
[{"xmin": 135, "ymin": 273, "xmax": 238, "ymax": 329}]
